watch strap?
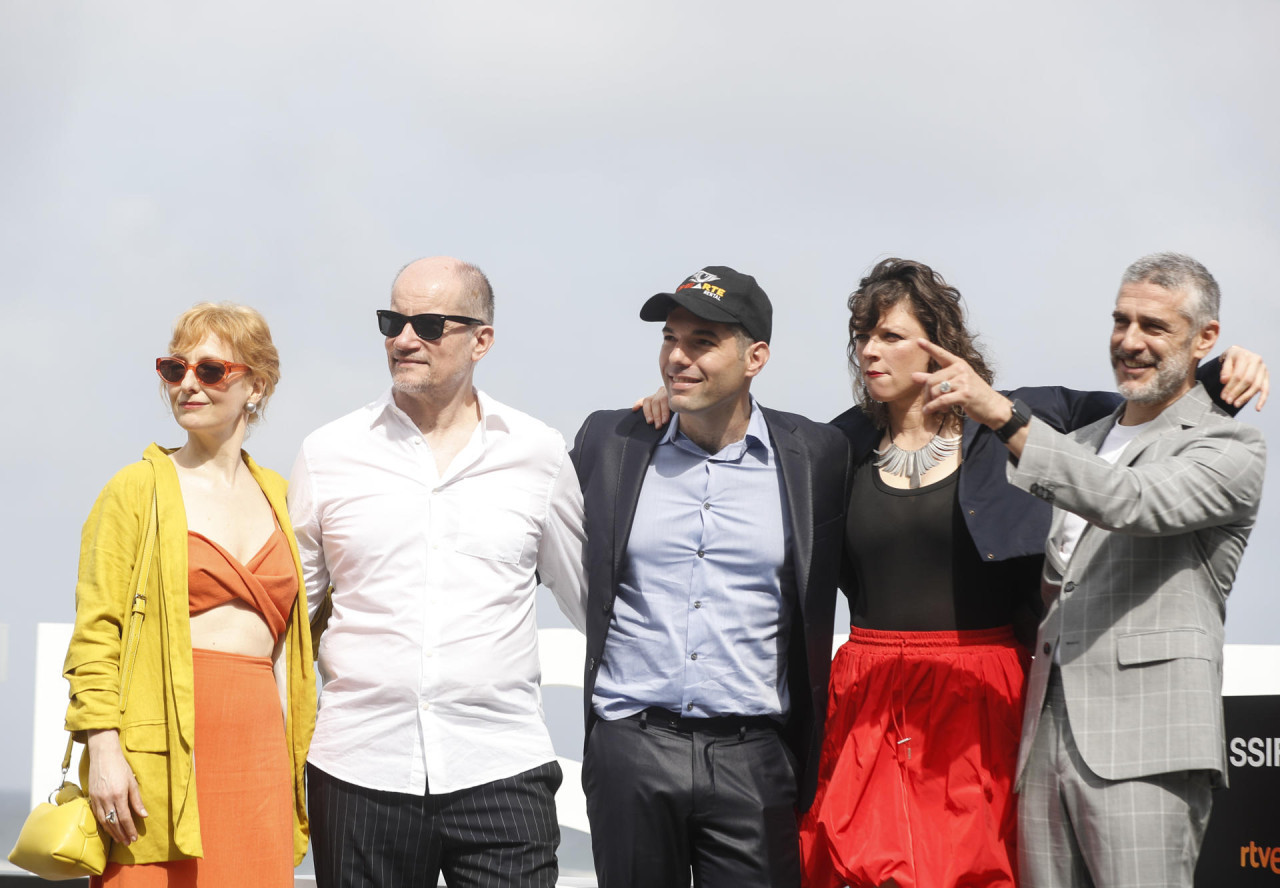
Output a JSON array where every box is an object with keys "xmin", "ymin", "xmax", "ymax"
[{"xmin": 995, "ymin": 398, "xmax": 1031, "ymax": 443}]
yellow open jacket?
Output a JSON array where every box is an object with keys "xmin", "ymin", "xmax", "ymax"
[{"xmin": 63, "ymin": 443, "xmax": 316, "ymax": 865}]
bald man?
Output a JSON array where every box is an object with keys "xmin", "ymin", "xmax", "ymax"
[{"xmin": 289, "ymin": 257, "xmax": 588, "ymax": 887}]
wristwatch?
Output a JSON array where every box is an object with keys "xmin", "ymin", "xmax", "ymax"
[{"xmin": 995, "ymin": 398, "xmax": 1031, "ymax": 443}]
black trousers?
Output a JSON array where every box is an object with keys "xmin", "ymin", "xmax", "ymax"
[
  {"xmin": 583, "ymin": 710, "xmax": 800, "ymax": 888},
  {"xmin": 308, "ymin": 760, "xmax": 563, "ymax": 888}
]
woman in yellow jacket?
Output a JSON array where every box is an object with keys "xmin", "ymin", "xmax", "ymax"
[{"xmin": 63, "ymin": 303, "xmax": 316, "ymax": 887}]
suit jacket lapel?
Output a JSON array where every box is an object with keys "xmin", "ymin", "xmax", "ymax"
[
  {"xmin": 962, "ymin": 415, "xmax": 981, "ymax": 456},
  {"xmin": 612, "ymin": 412, "xmax": 664, "ymax": 579},
  {"xmin": 1057, "ymin": 385, "xmax": 1211, "ymax": 563},
  {"xmin": 1045, "ymin": 408, "xmax": 1119, "ymax": 570},
  {"xmin": 1117, "ymin": 383, "xmax": 1210, "ymax": 466},
  {"xmin": 763, "ymin": 409, "xmax": 813, "ymax": 616}
]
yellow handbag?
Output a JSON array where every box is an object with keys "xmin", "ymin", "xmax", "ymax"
[
  {"xmin": 7, "ymin": 736, "xmax": 109, "ymax": 879},
  {"xmin": 9, "ymin": 483, "xmax": 157, "ymax": 880}
]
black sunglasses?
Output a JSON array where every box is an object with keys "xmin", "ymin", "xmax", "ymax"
[
  {"xmin": 156, "ymin": 356, "xmax": 250, "ymax": 386},
  {"xmin": 377, "ymin": 310, "xmax": 485, "ymax": 341}
]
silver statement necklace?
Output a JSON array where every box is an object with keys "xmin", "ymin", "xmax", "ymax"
[{"xmin": 874, "ymin": 429, "xmax": 962, "ymax": 488}]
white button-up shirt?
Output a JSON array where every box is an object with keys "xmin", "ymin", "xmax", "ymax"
[{"xmin": 288, "ymin": 388, "xmax": 587, "ymax": 795}]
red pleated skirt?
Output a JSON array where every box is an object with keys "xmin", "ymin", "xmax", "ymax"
[
  {"xmin": 94, "ymin": 648, "xmax": 294, "ymax": 887},
  {"xmin": 800, "ymin": 626, "xmax": 1029, "ymax": 888}
]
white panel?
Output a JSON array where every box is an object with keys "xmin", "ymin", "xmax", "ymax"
[
  {"xmin": 539, "ymin": 628, "xmax": 587, "ymax": 689},
  {"xmin": 539, "ymin": 628, "xmax": 590, "ymax": 838},
  {"xmin": 1223, "ymin": 644, "xmax": 1280, "ymax": 696},
  {"xmin": 554, "ymin": 756, "xmax": 589, "ymax": 834},
  {"xmin": 31, "ymin": 623, "xmax": 75, "ymax": 811}
]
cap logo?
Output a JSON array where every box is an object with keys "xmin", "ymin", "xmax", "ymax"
[{"xmin": 677, "ymin": 270, "xmax": 726, "ymax": 300}]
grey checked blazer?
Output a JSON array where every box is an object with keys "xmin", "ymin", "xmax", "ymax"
[{"xmin": 1010, "ymin": 384, "xmax": 1266, "ymax": 786}]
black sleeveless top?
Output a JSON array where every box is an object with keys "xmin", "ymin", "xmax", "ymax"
[{"xmin": 845, "ymin": 454, "xmax": 1041, "ymax": 632}]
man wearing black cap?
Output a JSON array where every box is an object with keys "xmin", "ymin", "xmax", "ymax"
[{"xmin": 571, "ymin": 266, "xmax": 851, "ymax": 887}]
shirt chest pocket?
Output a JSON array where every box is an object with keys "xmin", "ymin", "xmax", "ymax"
[{"xmin": 455, "ymin": 506, "xmax": 535, "ymax": 565}]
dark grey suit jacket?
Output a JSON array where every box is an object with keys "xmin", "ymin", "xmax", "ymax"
[{"xmin": 571, "ymin": 406, "xmax": 851, "ymax": 810}]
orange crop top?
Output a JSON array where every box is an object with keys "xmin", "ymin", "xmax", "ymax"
[{"xmin": 187, "ymin": 527, "xmax": 297, "ymax": 642}]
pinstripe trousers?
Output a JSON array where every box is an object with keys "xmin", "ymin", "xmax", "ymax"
[
  {"xmin": 1018, "ymin": 669, "xmax": 1213, "ymax": 888},
  {"xmin": 307, "ymin": 761, "xmax": 563, "ymax": 888}
]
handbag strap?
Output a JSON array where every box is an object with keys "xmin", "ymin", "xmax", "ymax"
[
  {"xmin": 60, "ymin": 482, "xmax": 159, "ymax": 783},
  {"xmin": 59, "ymin": 735, "xmax": 75, "ymax": 780}
]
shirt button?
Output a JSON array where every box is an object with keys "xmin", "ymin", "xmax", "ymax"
[
  {"xmin": 703, "ymin": 502, "xmax": 712, "ymax": 510},
  {"xmin": 697, "ymin": 550, "xmax": 705, "ymax": 558},
  {"xmin": 690, "ymin": 653, "xmax": 698, "ymax": 660},
  {"xmin": 1042, "ymin": 643, "xmax": 1051, "ymax": 655},
  {"xmin": 414, "ymin": 438, "xmax": 423, "ymax": 445},
  {"xmin": 1063, "ymin": 582, "xmax": 1077, "ymax": 593},
  {"xmin": 693, "ymin": 601, "xmax": 702, "ymax": 609},
  {"xmin": 987, "ymin": 553, "xmax": 995, "ymax": 560},
  {"xmin": 968, "ymin": 509, "xmax": 976, "ymax": 516},
  {"xmin": 686, "ymin": 703, "xmax": 694, "ymax": 712},
  {"xmin": 420, "ymin": 701, "xmax": 430, "ymax": 711}
]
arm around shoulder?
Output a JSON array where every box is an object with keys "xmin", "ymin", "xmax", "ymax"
[
  {"xmin": 1011, "ymin": 352, "xmax": 1262, "ymax": 428},
  {"xmin": 1010, "ymin": 385, "xmax": 1121, "ymax": 433}
]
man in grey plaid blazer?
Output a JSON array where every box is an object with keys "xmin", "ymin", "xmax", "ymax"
[{"xmin": 913, "ymin": 252, "xmax": 1267, "ymax": 887}]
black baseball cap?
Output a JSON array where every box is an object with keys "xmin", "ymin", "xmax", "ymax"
[{"xmin": 640, "ymin": 265, "xmax": 773, "ymax": 344}]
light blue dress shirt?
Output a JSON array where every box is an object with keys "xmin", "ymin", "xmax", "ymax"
[{"xmin": 593, "ymin": 400, "xmax": 795, "ymax": 720}]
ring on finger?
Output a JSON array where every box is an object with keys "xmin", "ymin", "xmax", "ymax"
[
  {"xmin": 105, "ymin": 810, "xmax": 117, "ymax": 824},
  {"xmin": 938, "ymin": 380, "xmax": 952, "ymax": 394}
]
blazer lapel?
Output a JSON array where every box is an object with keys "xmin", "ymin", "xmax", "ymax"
[
  {"xmin": 1061, "ymin": 385, "xmax": 1210, "ymax": 563},
  {"xmin": 1045, "ymin": 409, "xmax": 1119, "ymax": 573},
  {"xmin": 764, "ymin": 409, "xmax": 814, "ymax": 615},
  {"xmin": 612, "ymin": 413, "xmax": 664, "ymax": 579},
  {"xmin": 962, "ymin": 415, "xmax": 981, "ymax": 456},
  {"xmin": 1116, "ymin": 383, "xmax": 1211, "ymax": 467}
]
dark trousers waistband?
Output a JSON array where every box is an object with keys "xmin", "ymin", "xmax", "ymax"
[{"xmin": 629, "ymin": 707, "xmax": 783, "ymax": 736}]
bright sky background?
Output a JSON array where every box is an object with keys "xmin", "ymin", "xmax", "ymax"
[{"xmin": 2, "ymin": 1, "xmax": 1277, "ymax": 865}]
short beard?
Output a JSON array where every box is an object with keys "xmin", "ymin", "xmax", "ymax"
[
  {"xmin": 391, "ymin": 379, "xmax": 433, "ymax": 394},
  {"xmin": 1113, "ymin": 335, "xmax": 1196, "ymax": 405}
]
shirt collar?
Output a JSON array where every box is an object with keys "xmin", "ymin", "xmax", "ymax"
[
  {"xmin": 661, "ymin": 396, "xmax": 773, "ymax": 460},
  {"xmin": 368, "ymin": 387, "xmax": 398, "ymax": 429},
  {"xmin": 369, "ymin": 387, "xmax": 510, "ymax": 441}
]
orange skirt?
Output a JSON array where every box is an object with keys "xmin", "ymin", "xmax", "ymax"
[
  {"xmin": 800, "ymin": 626, "xmax": 1029, "ymax": 888},
  {"xmin": 94, "ymin": 648, "xmax": 293, "ymax": 888}
]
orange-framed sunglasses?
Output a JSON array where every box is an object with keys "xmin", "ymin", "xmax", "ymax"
[{"xmin": 155, "ymin": 357, "xmax": 250, "ymax": 387}]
